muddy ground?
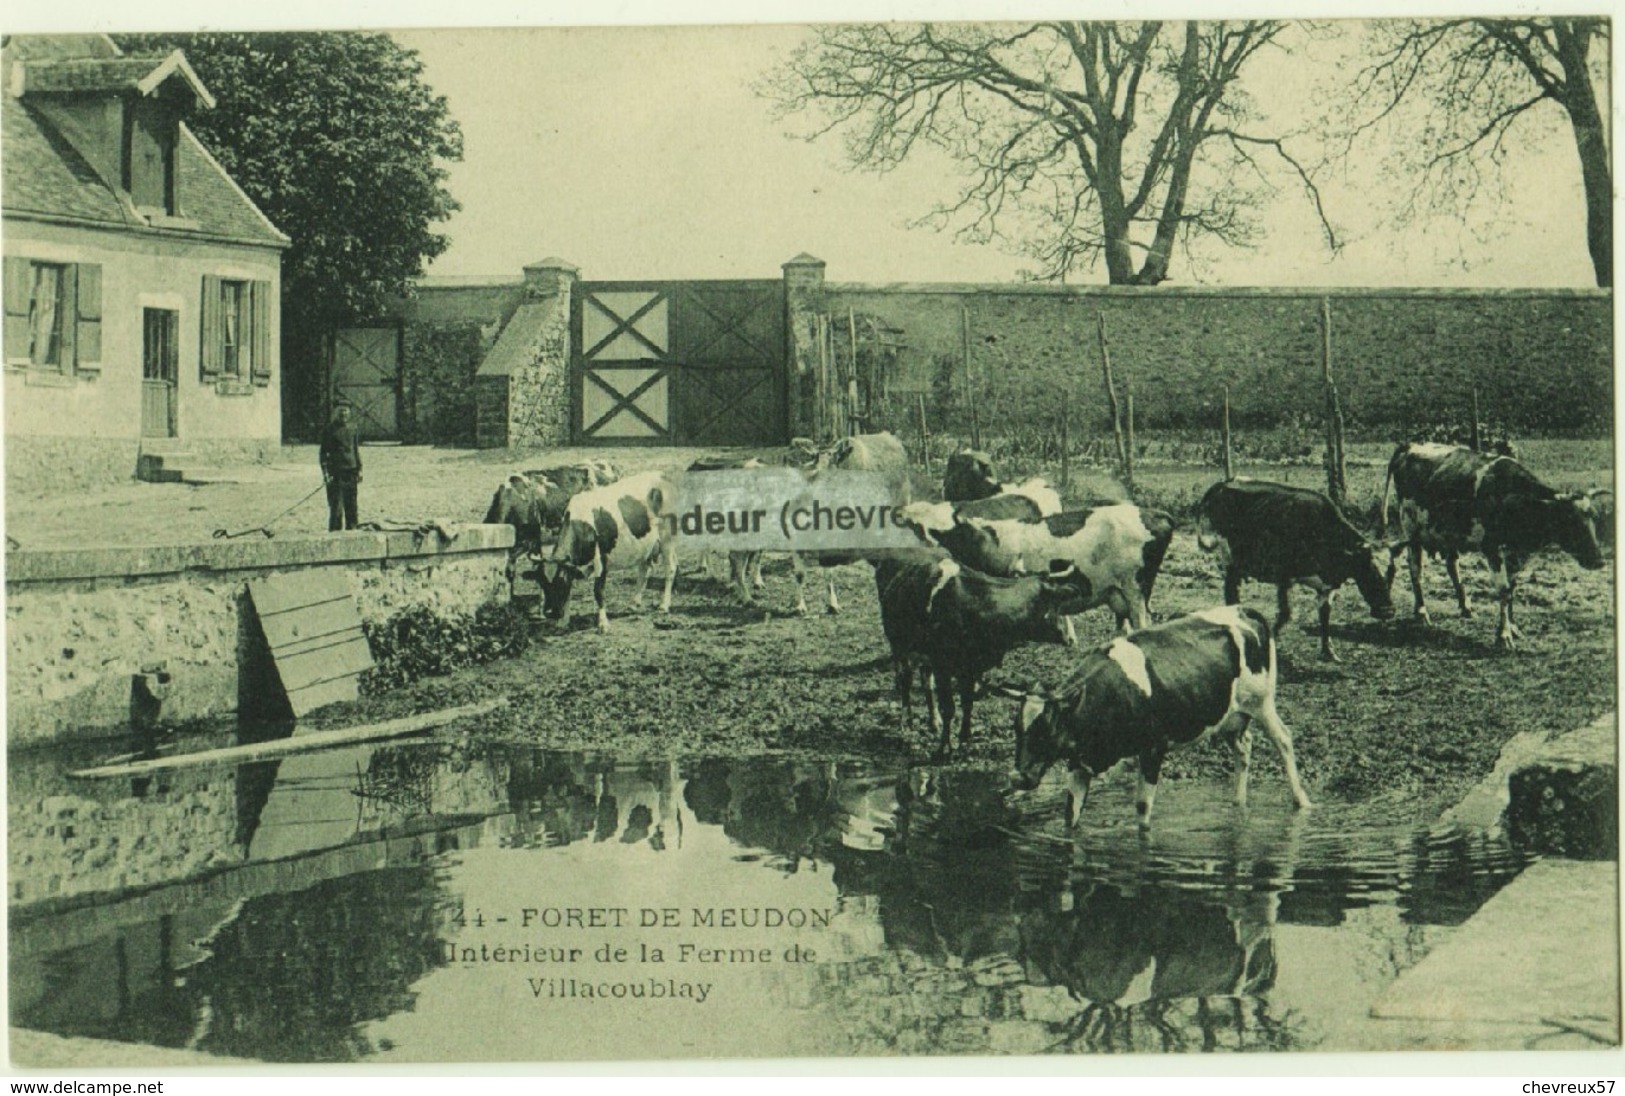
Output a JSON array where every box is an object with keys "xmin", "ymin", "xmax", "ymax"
[{"xmin": 8, "ymin": 441, "xmax": 1615, "ymax": 825}]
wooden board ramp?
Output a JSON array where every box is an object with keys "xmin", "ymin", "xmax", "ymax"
[
  {"xmin": 68, "ymin": 699, "xmax": 507, "ymax": 780},
  {"xmin": 248, "ymin": 571, "xmax": 374, "ymax": 718}
]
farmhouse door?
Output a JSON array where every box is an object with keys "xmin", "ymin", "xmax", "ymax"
[
  {"xmin": 331, "ymin": 327, "xmax": 401, "ymax": 441},
  {"xmin": 572, "ymin": 281, "xmax": 786, "ymax": 447},
  {"xmin": 141, "ymin": 307, "xmax": 178, "ymax": 437}
]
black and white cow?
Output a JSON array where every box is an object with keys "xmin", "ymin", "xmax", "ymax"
[
  {"xmin": 483, "ymin": 460, "xmax": 621, "ymax": 553},
  {"xmin": 998, "ymin": 605, "xmax": 1312, "ymax": 830},
  {"xmin": 942, "ymin": 449, "xmax": 1065, "ymax": 516},
  {"xmin": 873, "ymin": 553, "xmax": 1091, "ymax": 758},
  {"xmin": 901, "ymin": 501, "xmax": 1176, "ymax": 634},
  {"xmin": 530, "ymin": 472, "xmax": 677, "ymax": 633},
  {"xmin": 1380, "ymin": 442, "xmax": 1606, "ymax": 649},
  {"xmin": 1195, "ymin": 478, "xmax": 1396, "ymax": 662}
]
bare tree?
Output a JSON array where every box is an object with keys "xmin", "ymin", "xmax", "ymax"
[
  {"xmin": 1349, "ymin": 18, "xmax": 1610, "ymax": 287},
  {"xmin": 761, "ymin": 21, "xmax": 1335, "ymax": 285}
]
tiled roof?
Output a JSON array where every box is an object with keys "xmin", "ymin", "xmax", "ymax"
[
  {"xmin": 2, "ymin": 95, "xmax": 135, "ymax": 227},
  {"xmin": 2, "ymin": 53, "xmax": 286, "ymax": 247},
  {"xmin": 175, "ymin": 123, "xmax": 289, "ymax": 246},
  {"xmin": 2, "ymin": 35, "xmax": 121, "ymax": 63},
  {"xmin": 20, "ymin": 58, "xmax": 168, "ymax": 93},
  {"xmin": 17, "ymin": 53, "xmax": 215, "ymax": 106}
]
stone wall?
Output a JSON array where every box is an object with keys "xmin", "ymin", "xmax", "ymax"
[
  {"xmin": 5, "ymin": 525, "xmax": 515, "ymax": 748},
  {"xmin": 808, "ymin": 281, "xmax": 1612, "ymax": 438},
  {"xmin": 399, "ymin": 321, "xmax": 485, "ymax": 446},
  {"xmin": 489, "ymin": 261, "xmax": 574, "ymax": 449}
]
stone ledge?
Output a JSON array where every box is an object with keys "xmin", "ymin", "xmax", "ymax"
[
  {"xmin": 6, "ymin": 524, "xmax": 515, "ymax": 583},
  {"xmin": 1370, "ymin": 860, "xmax": 1619, "ymax": 1047}
]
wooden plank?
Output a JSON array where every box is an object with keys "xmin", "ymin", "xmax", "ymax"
[
  {"xmin": 255, "ymin": 596, "xmax": 358, "ymax": 649},
  {"xmin": 284, "ymin": 678, "xmax": 366, "ymax": 719},
  {"xmin": 247, "ymin": 572, "xmax": 373, "ymax": 717},
  {"xmin": 68, "ymin": 699, "xmax": 508, "ymax": 779},
  {"xmin": 274, "ymin": 635, "xmax": 375, "ymax": 687}
]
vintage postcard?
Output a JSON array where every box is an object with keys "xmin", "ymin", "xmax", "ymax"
[{"xmin": 3, "ymin": 4, "xmax": 1618, "ymax": 1074}]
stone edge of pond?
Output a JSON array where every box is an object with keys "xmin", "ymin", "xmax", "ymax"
[
  {"xmin": 9, "ymin": 1027, "xmax": 261, "ymax": 1070},
  {"xmin": 1437, "ymin": 709, "xmax": 1617, "ymax": 851}
]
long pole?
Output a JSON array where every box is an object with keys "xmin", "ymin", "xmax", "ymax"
[
  {"xmin": 1321, "ymin": 297, "xmax": 1346, "ymax": 505},
  {"xmin": 1125, "ymin": 390, "xmax": 1136, "ymax": 496},
  {"xmin": 849, "ymin": 308, "xmax": 861, "ymax": 435},
  {"xmin": 1221, "ymin": 383, "xmax": 1234, "ymax": 480},
  {"xmin": 1098, "ymin": 313, "xmax": 1129, "ymax": 483},
  {"xmin": 1060, "ymin": 392, "xmax": 1071, "ymax": 494},
  {"xmin": 1471, "ymin": 385, "xmax": 1483, "ymax": 451},
  {"xmin": 962, "ymin": 303, "xmax": 981, "ymax": 449},
  {"xmin": 917, "ymin": 392, "xmax": 932, "ymax": 477}
]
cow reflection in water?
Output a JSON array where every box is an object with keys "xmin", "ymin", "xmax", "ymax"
[
  {"xmin": 1018, "ymin": 880, "xmax": 1295, "ymax": 1053},
  {"xmin": 498, "ymin": 755, "xmax": 683, "ymax": 851}
]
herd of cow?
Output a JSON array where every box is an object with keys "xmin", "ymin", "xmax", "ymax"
[{"xmin": 483, "ymin": 434, "xmax": 1609, "ymax": 830}]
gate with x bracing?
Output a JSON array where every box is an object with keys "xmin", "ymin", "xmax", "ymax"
[{"xmin": 571, "ymin": 280, "xmax": 787, "ymax": 447}]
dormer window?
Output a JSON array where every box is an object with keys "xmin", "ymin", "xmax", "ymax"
[{"xmin": 123, "ymin": 92, "xmax": 178, "ymax": 215}]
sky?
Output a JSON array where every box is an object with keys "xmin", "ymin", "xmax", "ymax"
[
  {"xmin": 388, "ymin": 19, "xmax": 1600, "ymax": 288},
  {"xmin": 8, "ymin": 1, "xmax": 1609, "ymax": 288}
]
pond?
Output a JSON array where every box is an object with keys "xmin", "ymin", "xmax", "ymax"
[{"xmin": 9, "ymin": 734, "xmax": 1530, "ymax": 1062}]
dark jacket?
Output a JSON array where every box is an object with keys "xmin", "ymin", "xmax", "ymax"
[{"xmin": 320, "ymin": 418, "xmax": 362, "ymax": 478}]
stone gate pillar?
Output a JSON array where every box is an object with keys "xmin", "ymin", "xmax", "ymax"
[
  {"xmin": 475, "ymin": 257, "xmax": 577, "ymax": 449},
  {"xmin": 782, "ymin": 253, "xmax": 826, "ymax": 441}
]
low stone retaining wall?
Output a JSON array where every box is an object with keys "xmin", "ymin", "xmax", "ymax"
[{"xmin": 5, "ymin": 524, "xmax": 515, "ymax": 749}]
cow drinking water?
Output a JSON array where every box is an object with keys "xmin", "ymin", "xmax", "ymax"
[
  {"xmin": 996, "ymin": 605, "xmax": 1312, "ymax": 830},
  {"xmin": 530, "ymin": 472, "xmax": 677, "ymax": 633}
]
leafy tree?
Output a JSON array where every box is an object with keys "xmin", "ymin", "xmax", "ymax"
[
  {"xmin": 1346, "ymin": 18, "xmax": 1609, "ymax": 287},
  {"xmin": 116, "ymin": 32, "xmax": 464, "ymax": 435},
  {"xmin": 762, "ymin": 21, "xmax": 1334, "ymax": 285}
]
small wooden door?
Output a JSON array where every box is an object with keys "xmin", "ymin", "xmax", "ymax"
[
  {"xmin": 332, "ymin": 327, "xmax": 401, "ymax": 441},
  {"xmin": 141, "ymin": 307, "xmax": 178, "ymax": 437}
]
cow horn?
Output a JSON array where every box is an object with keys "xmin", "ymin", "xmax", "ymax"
[{"xmin": 987, "ymin": 683, "xmax": 1031, "ymax": 701}]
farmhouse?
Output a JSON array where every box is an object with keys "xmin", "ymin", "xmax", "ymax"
[{"xmin": 2, "ymin": 33, "xmax": 289, "ymax": 493}]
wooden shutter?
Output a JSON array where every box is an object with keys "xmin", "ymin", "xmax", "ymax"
[
  {"xmin": 56, "ymin": 262, "xmax": 76, "ymax": 370},
  {"xmin": 3, "ymin": 257, "xmax": 30, "ymax": 361},
  {"xmin": 199, "ymin": 274, "xmax": 221, "ymax": 379},
  {"xmin": 74, "ymin": 263, "xmax": 102, "ymax": 370},
  {"xmin": 250, "ymin": 279, "xmax": 272, "ymax": 385}
]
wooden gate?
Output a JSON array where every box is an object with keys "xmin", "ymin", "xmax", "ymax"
[
  {"xmin": 572, "ymin": 281, "xmax": 786, "ymax": 446},
  {"xmin": 332, "ymin": 327, "xmax": 401, "ymax": 441}
]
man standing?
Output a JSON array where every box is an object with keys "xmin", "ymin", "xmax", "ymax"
[{"xmin": 320, "ymin": 402, "xmax": 363, "ymax": 531}]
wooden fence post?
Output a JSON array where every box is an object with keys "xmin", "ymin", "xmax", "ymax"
[
  {"xmin": 962, "ymin": 303, "xmax": 981, "ymax": 450},
  {"xmin": 813, "ymin": 315, "xmax": 825, "ymax": 441},
  {"xmin": 1471, "ymin": 385, "xmax": 1482, "ymax": 451},
  {"xmin": 917, "ymin": 392, "xmax": 932, "ymax": 477},
  {"xmin": 1321, "ymin": 297, "xmax": 1347, "ymax": 505},
  {"xmin": 849, "ymin": 308, "xmax": 861, "ymax": 435},
  {"xmin": 1125, "ymin": 390, "xmax": 1136, "ymax": 495},
  {"xmin": 1221, "ymin": 383, "xmax": 1234, "ymax": 481},
  {"xmin": 1060, "ymin": 392, "xmax": 1071, "ymax": 494},
  {"xmin": 1098, "ymin": 313, "xmax": 1129, "ymax": 485}
]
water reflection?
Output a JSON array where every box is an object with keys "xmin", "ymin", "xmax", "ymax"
[{"xmin": 8, "ymin": 741, "xmax": 1530, "ymax": 1062}]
